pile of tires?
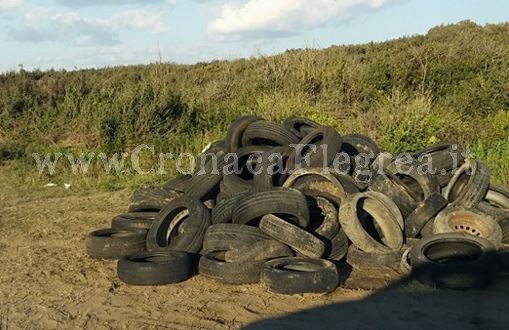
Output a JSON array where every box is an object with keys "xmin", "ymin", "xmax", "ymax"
[{"xmin": 86, "ymin": 115, "xmax": 509, "ymax": 293}]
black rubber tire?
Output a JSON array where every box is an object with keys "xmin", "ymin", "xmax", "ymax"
[
  {"xmin": 200, "ymin": 139, "xmax": 226, "ymax": 156},
  {"xmin": 252, "ymin": 147, "xmax": 293, "ymax": 191},
  {"xmin": 410, "ymin": 233, "xmax": 497, "ymax": 289},
  {"xmin": 146, "ymin": 196, "xmax": 210, "ymax": 254},
  {"xmin": 86, "ymin": 228, "xmax": 147, "ymax": 259},
  {"xmin": 225, "ymin": 239, "xmax": 293, "ymax": 263},
  {"xmin": 286, "ymin": 126, "xmax": 342, "ymax": 170},
  {"xmin": 185, "ymin": 156, "xmax": 225, "ymax": 200},
  {"xmin": 478, "ymin": 202, "xmax": 509, "ymax": 222},
  {"xmin": 283, "ymin": 167, "xmax": 359, "ymax": 208},
  {"xmin": 387, "ymin": 161, "xmax": 440, "ymax": 202},
  {"xmin": 433, "ymin": 206, "xmax": 503, "ymax": 248},
  {"xmin": 261, "ymin": 257, "xmax": 339, "ymax": 294},
  {"xmin": 225, "ymin": 115, "xmax": 263, "ymax": 153},
  {"xmin": 162, "ymin": 174, "xmax": 192, "ymax": 193},
  {"xmin": 444, "ymin": 159, "xmax": 490, "ymax": 208},
  {"xmin": 117, "ymin": 251, "xmax": 196, "ymax": 285},
  {"xmin": 342, "ymin": 134, "xmax": 380, "ymax": 159},
  {"xmin": 349, "ymin": 157, "xmax": 372, "ymax": 190},
  {"xmin": 399, "ymin": 246, "xmax": 413, "ymax": 275},
  {"xmin": 111, "ymin": 212, "xmax": 158, "ymax": 231},
  {"xmin": 338, "ymin": 191, "xmax": 404, "ymax": 253},
  {"xmin": 283, "ymin": 116, "xmax": 321, "ymax": 138},
  {"xmin": 367, "ymin": 152, "xmax": 394, "ymax": 175},
  {"xmin": 222, "ymin": 146, "xmax": 269, "ymax": 193},
  {"xmin": 325, "ymin": 228, "xmax": 349, "ymax": 261},
  {"xmin": 202, "ymin": 223, "xmax": 269, "ymax": 255},
  {"xmin": 199, "ymin": 252, "xmax": 264, "ymax": 284},
  {"xmin": 211, "ymin": 190, "xmax": 251, "ymax": 224},
  {"xmin": 436, "ymin": 170, "xmax": 455, "ymax": 188},
  {"xmin": 420, "ymin": 218, "xmax": 435, "ymax": 238},
  {"xmin": 259, "ymin": 214, "xmax": 325, "ymax": 258},
  {"xmin": 309, "ymin": 197, "xmax": 340, "ymax": 240},
  {"xmin": 287, "ymin": 175, "xmax": 347, "ymax": 207},
  {"xmin": 219, "ymin": 179, "xmax": 239, "ymax": 197},
  {"xmin": 232, "ymin": 187, "xmax": 309, "ymax": 227},
  {"xmin": 368, "ymin": 171, "xmax": 418, "ymax": 218},
  {"xmin": 241, "ymin": 120, "xmax": 299, "ymax": 147},
  {"xmin": 477, "ymin": 184, "xmax": 509, "ymax": 218},
  {"xmin": 346, "ymin": 244, "xmax": 404, "ymax": 270},
  {"xmin": 128, "ymin": 187, "xmax": 181, "ymax": 212},
  {"xmin": 498, "ymin": 213, "xmax": 509, "ymax": 244},
  {"xmin": 411, "ymin": 141, "xmax": 466, "ymax": 173},
  {"xmin": 405, "ymin": 192, "xmax": 448, "ymax": 238},
  {"xmin": 341, "ymin": 133, "xmax": 380, "ymax": 172}
]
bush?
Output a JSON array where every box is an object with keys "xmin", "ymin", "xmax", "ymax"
[{"xmin": 1, "ymin": 21, "xmax": 508, "ymax": 190}]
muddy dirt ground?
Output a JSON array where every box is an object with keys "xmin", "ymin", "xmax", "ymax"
[{"xmin": 1, "ymin": 190, "xmax": 509, "ymax": 329}]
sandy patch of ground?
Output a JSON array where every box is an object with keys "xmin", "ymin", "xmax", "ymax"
[{"xmin": 0, "ymin": 190, "xmax": 508, "ymax": 329}]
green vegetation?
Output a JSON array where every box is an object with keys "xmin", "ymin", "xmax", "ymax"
[{"xmin": 1, "ymin": 21, "xmax": 508, "ymax": 195}]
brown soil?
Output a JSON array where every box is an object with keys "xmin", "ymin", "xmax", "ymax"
[{"xmin": 1, "ymin": 190, "xmax": 508, "ymax": 329}]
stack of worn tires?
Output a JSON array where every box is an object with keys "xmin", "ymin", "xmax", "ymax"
[{"xmin": 86, "ymin": 115, "xmax": 509, "ymax": 293}]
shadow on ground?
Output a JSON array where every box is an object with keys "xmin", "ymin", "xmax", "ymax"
[{"xmin": 246, "ymin": 270, "xmax": 509, "ymax": 329}]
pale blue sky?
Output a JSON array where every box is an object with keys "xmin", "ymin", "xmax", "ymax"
[{"xmin": 0, "ymin": 0, "xmax": 507, "ymax": 72}]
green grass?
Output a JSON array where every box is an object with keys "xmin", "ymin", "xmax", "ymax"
[{"xmin": 1, "ymin": 21, "xmax": 509, "ymax": 196}]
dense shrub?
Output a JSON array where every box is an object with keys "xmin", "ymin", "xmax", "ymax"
[{"xmin": 1, "ymin": 21, "xmax": 508, "ymax": 189}]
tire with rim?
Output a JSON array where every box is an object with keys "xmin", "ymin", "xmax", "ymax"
[
  {"xmin": 409, "ymin": 233, "xmax": 497, "ymax": 289},
  {"xmin": 117, "ymin": 251, "xmax": 196, "ymax": 285},
  {"xmin": 261, "ymin": 257, "xmax": 339, "ymax": 294},
  {"xmin": 433, "ymin": 206, "xmax": 503, "ymax": 248}
]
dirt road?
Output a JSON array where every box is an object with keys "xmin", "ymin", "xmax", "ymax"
[{"xmin": 1, "ymin": 190, "xmax": 508, "ymax": 329}]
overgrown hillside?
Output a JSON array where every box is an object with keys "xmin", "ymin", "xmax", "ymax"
[{"xmin": 1, "ymin": 21, "xmax": 508, "ymax": 192}]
